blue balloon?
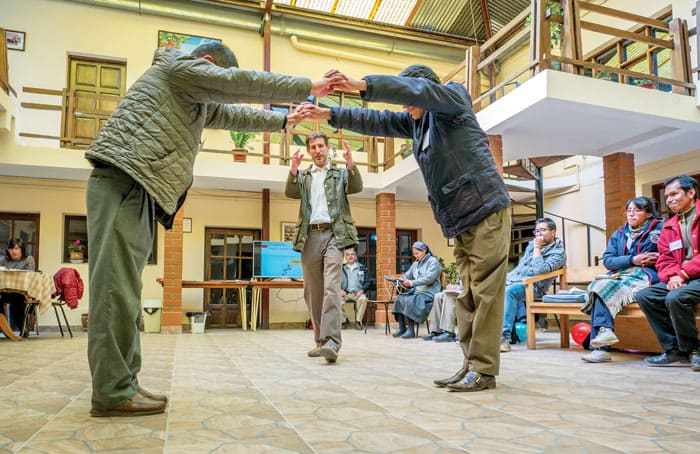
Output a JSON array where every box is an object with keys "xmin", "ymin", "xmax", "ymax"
[{"xmin": 514, "ymin": 322, "xmax": 528, "ymax": 343}]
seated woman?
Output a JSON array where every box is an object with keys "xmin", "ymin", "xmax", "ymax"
[
  {"xmin": 0, "ymin": 238, "xmax": 37, "ymax": 332},
  {"xmin": 582, "ymin": 197, "xmax": 663, "ymax": 363},
  {"xmin": 392, "ymin": 241, "xmax": 441, "ymax": 339}
]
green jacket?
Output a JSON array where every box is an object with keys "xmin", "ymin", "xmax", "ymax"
[
  {"xmin": 285, "ymin": 165, "xmax": 363, "ymax": 252},
  {"xmin": 85, "ymin": 47, "xmax": 312, "ymax": 226}
]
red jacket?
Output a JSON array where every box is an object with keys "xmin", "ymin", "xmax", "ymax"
[
  {"xmin": 52, "ymin": 267, "xmax": 84, "ymax": 309},
  {"xmin": 656, "ymin": 200, "xmax": 700, "ymax": 283}
]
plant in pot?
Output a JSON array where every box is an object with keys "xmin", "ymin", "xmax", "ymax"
[
  {"xmin": 230, "ymin": 130, "xmax": 258, "ymax": 163},
  {"xmin": 444, "ymin": 262, "xmax": 460, "ymax": 286},
  {"xmin": 68, "ymin": 239, "xmax": 87, "ymax": 263},
  {"xmin": 634, "ymin": 78, "xmax": 656, "ymax": 89}
]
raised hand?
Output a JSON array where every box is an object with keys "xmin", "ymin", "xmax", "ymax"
[
  {"xmin": 310, "ymin": 73, "xmax": 347, "ymax": 97},
  {"xmin": 342, "ymin": 140, "xmax": 355, "ymax": 169},
  {"xmin": 290, "ymin": 148, "xmax": 304, "ymax": 176},
  {"xmin": 324, "ymin": 69, "xmax": 366, "ymax": 92}
]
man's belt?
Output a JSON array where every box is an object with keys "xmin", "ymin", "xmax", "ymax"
[{"xmin": 309, "ymin": 223, "xmax": 331, "ymax": 231}]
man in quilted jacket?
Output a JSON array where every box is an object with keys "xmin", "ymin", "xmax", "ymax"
[{"xmin": 84, "ymin": 42, "xmax": 341, "ymax": 417}]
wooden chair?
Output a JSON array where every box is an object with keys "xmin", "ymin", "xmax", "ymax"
[
  {"xmin": 524, "ymin": 266, "xmax": 607, "ymax": 349},
  {"xmin": 365, "ymin": 275, "xmax": 401, "ymax": 335}
]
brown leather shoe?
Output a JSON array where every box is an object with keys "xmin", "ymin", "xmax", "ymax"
[
  {"xmin": 90, "ymin": 392, "xmax": 167, "ymax": 417},
  {"xmin": 138, "ymin": 386, "xmax": 168, "ymax": 402},
  {"xmin": 433, "ymin": 366, "xmax": 468, "ymax": 388},
  {"xmin": 447, "ymin": 371, "xmax": 496, "ymax": 392},
  {"xmin": 307, "ymin": 346, "xmax": 321, "ymax": 357}
]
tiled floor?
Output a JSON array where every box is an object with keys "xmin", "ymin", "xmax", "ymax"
[{"xmin": 1, "ymin": 328, "xmax": 699, "ymax": 453}]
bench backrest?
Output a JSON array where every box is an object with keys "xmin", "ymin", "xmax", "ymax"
[{"xmin": 561, "ymin": 265, "xmax": 608, "ymax": 290}]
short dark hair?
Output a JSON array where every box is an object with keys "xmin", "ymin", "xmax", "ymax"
[
  {"xmin": 627, "ymin": 196, "xmax": 659, "ymax": 217},
  {"xmin": 664, "ymin": 174, "xmax": 698, "ymax": 199},
  {"xmin": 5, "ymin": 238, "xmax": 27, "ymax": 260},
  {"xmin": 535, "ymin": 218, "xmax": 556, "ymax": 231},
  {"xmin": 191, "ymin": 43, "xmax": 238, "ymax": 68},
  {"xmin": 398, "ymin": 64, "xmax": 441, "ymax": 84},
  {"xmin": 306, "ymin": 132, "xmax": 329, "ymax": 148}
]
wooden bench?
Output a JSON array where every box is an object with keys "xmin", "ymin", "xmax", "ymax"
[{"xmin": 525, "ymin": 266, "xmax": 700, "ymax": 352}]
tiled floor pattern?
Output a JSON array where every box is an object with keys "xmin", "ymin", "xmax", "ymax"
[{"xmin": 1, "ymin": 328, "xmax": 699, "ymax": 453}]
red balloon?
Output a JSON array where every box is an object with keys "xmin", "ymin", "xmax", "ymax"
[{"xmin": 571, "ymin": 322, "xmax": 591, "ymax": 346}]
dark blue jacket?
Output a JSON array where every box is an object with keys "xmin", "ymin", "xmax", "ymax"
[
  {"xmin": 329, "ymin": 76, "xmax": 510, "ymax": 238},
  {"xmin": 341, "ymin": 261, "xmax": 370, "ymax": 293},
  {"xmin": 602, "ymin": 218, "xmax": 663, "ymax": 283}
]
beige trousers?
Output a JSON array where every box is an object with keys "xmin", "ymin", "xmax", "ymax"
[
  {"xmin": 453, "ymin": 208, "xmax": 511, "ymax": 376},
  {"xmin": 341, "ymin": 293, "xmax": 368, "ymax": 323}
]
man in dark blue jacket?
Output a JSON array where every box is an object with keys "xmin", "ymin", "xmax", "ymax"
[{"xmin": 303, "ymin": 65, "xmax": 511, "ymax": 391}]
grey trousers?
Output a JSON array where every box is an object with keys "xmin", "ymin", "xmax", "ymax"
[
  {"xmin": 301, "ymin": 229, "xmax": 343, "ymax": 349},
  {"xmin": 429, "ymin": 292, "xmax": 457, "ymax": 334},
  {"xmin": 86, "ymin": 166, "xmax": 154, "ymax": 411},
  {"xmin": 453, "ymin": 208, "xmax": 511, "ymax": 376}
]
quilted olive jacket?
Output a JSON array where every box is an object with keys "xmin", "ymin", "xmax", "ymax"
[{"xmin": 85, "ymin": 47, "xmax": 312, "ymax": 226}]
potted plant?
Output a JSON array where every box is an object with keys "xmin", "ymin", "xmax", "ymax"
[
  {"xmin": 595, "ymin": 70, "xmax": 614, "ymax": 81},
  {"xmin": 230, "ymin": 131, "xmax": 258, "ymax": 163},
  {"xmin": 444, "ymin": 262, "xmax": 459, "ymax": 285},
  {"xmin": 634, "ymin": 78, "xmax": 656, "ymax": 89},
  {"xmin": 68, "ymin": 239, "xmax": 87, "ymax": 263}
]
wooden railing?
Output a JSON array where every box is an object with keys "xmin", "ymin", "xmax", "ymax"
[
  {"xmin": 0, "ymin": 28, "xmax": 17, "ymax": 97},
  {"xmin": 462, "ymin": 0, "xmax": 695, "ymax": 112}
]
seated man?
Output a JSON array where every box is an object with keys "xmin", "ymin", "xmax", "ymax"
[
  {"xmin": 340, "ymin": 248, "xmax": 369, "ymax": 330},
  {"xmin": 501, "ymin": 218, "xmax": 566, "ymax": 352},
  {"xmin": 635, "ymin": 175, "xmax": 700, "ymax": 370},
  {"xmin": 423, "ymin": 284, "xmax": 461, "ymax": 342}
]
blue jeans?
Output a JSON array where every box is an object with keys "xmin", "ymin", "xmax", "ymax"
[
  {"xmin": 502, "ymin": 283, "xmax": 528, "ymax": 341},
  {"xmin": 589, "ymin": 296, "xmax": 614, "ymax": 351}
]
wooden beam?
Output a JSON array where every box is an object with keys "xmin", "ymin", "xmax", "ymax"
[
  {"xmin": 479, "ymin": 0, "xmax": 493, "ymax": 39},
  {"xmin": 580, "ymin": 21, "xmax": 673, "ymax": 49},
  {"xmin": 23, "ymin": 87, "xmax": 62, "ymax": 96},
  {"xmin": 20, "ymin": 102, "xmax": 61, "ymax": 111},
  {"xmin": 480, "ymin": 8, "xmax": 530, "ymax": 53},
  {"xmin": 578, "ymin": 1, "xmax": 669, "ymax": 30},
  {"xmin": 477, "ymin": 27, "xmax": 529, "ymax": 71}
]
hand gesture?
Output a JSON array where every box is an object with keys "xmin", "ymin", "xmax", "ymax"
[
  {"xmin": 297, "ymin": 102, "xmax": 331, "ymax": 121},
  {"xmin": 286, "ymin": 105, "xmax": 309, "ymax": 126},
  {"xmin": 310, "ymin": 72, "xmax": 347, "ymax": 97},
  {"xmin": 290, "ymin": 148, "xmax": 304, "ymax": 176},
  {"xmin": 342, "ymin": 140, "xmax": 355, "ymax": 169},
  {"xmin": 324, "ymin": 69, "xmax": 366, "ymax": 92}
]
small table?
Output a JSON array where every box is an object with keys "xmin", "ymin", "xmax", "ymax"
[
  {"xmin": 249, "ymin": 280, "xmax": 304, "ymax": 331},
  {"xmin": 180, "ymin": 280, "xmax": 250, "ymax": 330},
  {"xmin": 0, "ymin": 270, "xmax": 55, "ymax": 341}
]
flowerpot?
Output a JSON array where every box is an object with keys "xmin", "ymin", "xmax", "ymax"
[
  {"xmin": 640, "ymin": 83, "xmax": 656, "ymax": 89},
  {"xmin": 232, "ymin": 147, "xmax": 248, "ymax": 163},
  {"xmin": 81, "ymin": 313, "xmax": 89, "ymax": 331},
  {"xmin": 69, "ymin": 251, "xmax": 84, "ymax": 263}
]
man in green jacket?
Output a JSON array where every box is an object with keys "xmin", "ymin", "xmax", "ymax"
[
  {"xmin": 84, "ymin": 43, "xmax": 341, "ymax": 417},
  {"xmin": 285, "ymin": 133, "xmax": 362, "ymax": 363}
]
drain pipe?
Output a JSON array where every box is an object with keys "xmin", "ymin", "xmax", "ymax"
[{"xmin": 64, "ymin": 0, "xmax": 466, "ymax": 63}]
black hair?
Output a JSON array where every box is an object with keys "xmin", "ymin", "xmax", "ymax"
[
  {"xmin": 663, "ymin": 174, "xmax": 698, "ymax": 199},
  {"xmin": 535, "ymin": 218, "xmax": 556, "ymax": 231},
  {"xmin": 306, "ymin": 131, "xmax": 329, "ymax": 148},
  {"xmin": 398, "ymin": 64, "xmax": 441, "ymax": 84},
  {"xmin": 191, "ymin": 42, "xmax": 238, "ymax": 68},
  {"xmin": 5, "ymin": 238, "xmax": 27, "ymax": 261},
  {"xmin": 626, "ymin": 196, "xmax": 659, "ymax": 217}
]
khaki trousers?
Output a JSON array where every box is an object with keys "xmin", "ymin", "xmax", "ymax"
[
  {"xmin": 342, "ymin": 293, "xmax": 368, "ymax": 323},
  {"xmin": 301, "ymin": 229, "xmax": 343, "ymax": 349},
  {"xmin": 453, "ymin": 208, "xmax": 510, "ymax": 376},
  {"xmin": 86, "ymin": 166, "xmax": 154, "ymax": 411}
]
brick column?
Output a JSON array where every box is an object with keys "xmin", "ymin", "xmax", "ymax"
[
  {"xmin": 375, "ymin": 192, "xmax": 396, "ymax": 330},
  {"xmin": 161, "ymin": 208, "xmax": 184, "ymax": 333},
  {"xmin": 603, "ymin": 152, "xmax": 636, "ymax": 239},
  {"xmin": 488, "ymin": 134, "xmax": 503, "ymax": 174}
]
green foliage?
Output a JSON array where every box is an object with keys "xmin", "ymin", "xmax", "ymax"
[
  {"xmin": 634, "ymin": 78, "xmax": 654, "ymax": 86},
  {"xmin": 525, "ymin": 1, "xmax": 563, "ymax": 48},
  {"xmin": 229, "ymin": 131, "xmax": 258, "ymax": 150},
  {"xmin": 444, "ymin": 262, "xmax": 459, "ymax": 285}
]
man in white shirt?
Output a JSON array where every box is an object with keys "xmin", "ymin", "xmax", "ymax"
[{"xmin": 340, "ymin": 248, "xmax": 369, "ymax": 329}]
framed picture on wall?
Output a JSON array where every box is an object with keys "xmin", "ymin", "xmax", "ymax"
[
  {"xmin": 281, "ymin": 222, "xmax": 296, "ymax": 242},
  {"xmin": 447, "ymin": 238, "xmax": 455, "ymax": 247},
  {"xmin": 6, "ymin": 30, "xmax": 26, "ymax": 51},
  {"xmin": 157, "ymin": 30, "xmax": 221, "ymax": 54}
]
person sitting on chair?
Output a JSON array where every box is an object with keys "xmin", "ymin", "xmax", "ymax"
[
  {"xmin": 392, "ymin": 241, "xmax": 441, "ymax": 339},
  {"xmin": 582, "ymin": 197, "xmax": 663, "ymax": 363},
  {"xmin": 500, "ymin": 218, "xmax": 566, "ymax": 352},
  {"xmin": 0, "ymin": 238, "xmax": 37, "ymax": 332},
  {"xmin": 423, "ymin": 283, "xmax": 462, "ymax": 342},
  {"xmin": 340, "ymin": 248, "xmax": 369, "ymax": 330}
]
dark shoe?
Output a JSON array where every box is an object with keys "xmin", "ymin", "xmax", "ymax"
[
  {"xmin": 434, "ymin": 366, "xmax": 468, "ymax": 388},
  {"xmin": 392, "ymin": 328, "xmax": 407, "ymax": 338},
  {"xmin": 434, "ymin": 332, "xmax": 456, "ymax": 343},
  {"xmin": 90, "ymin": 392, "xmax": 167, "ymax": 417},
  {"xmin": 690, "ymin": 349, "xmax": 700, "ymax": 371},
  {"xmin": 138, "ymin": 387, "xmax": 168, "ymax": 402},
  {"xmin": 307, "ymin": 346, "xmax": 321, "ymax": 357},
  {"xmin": 400, "ymin": 328, "xmax": 415, "ymax": 339},
  {"xmin": 354, "ymin": 322, "xmax": 363, "ymax": 330},
  {"xmin": 423, "ymin": 332, "xmax": 439, "ymax": 341},
  {"xmin": 342, "ymin": 320, "xmax": 350, "ymax": 329},
  {"xmin": 447, "ymin": 371, "xmax": 496, "ymax": 392},
  {"xmin": 320, "ymin": 344, "xmax": 338, "ymax": 363},
  {"xmin": 645, "ymin": 350, "xmax": 689, "ymax": 367}
]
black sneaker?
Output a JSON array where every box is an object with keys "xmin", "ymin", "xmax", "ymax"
[
  {"xmin": 645, "ymin": 350, "xmax": 689, "ymax": 367},
  {"xmin": 691, "ymin": 349, "xmax": 700, "ymax": 371}
]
